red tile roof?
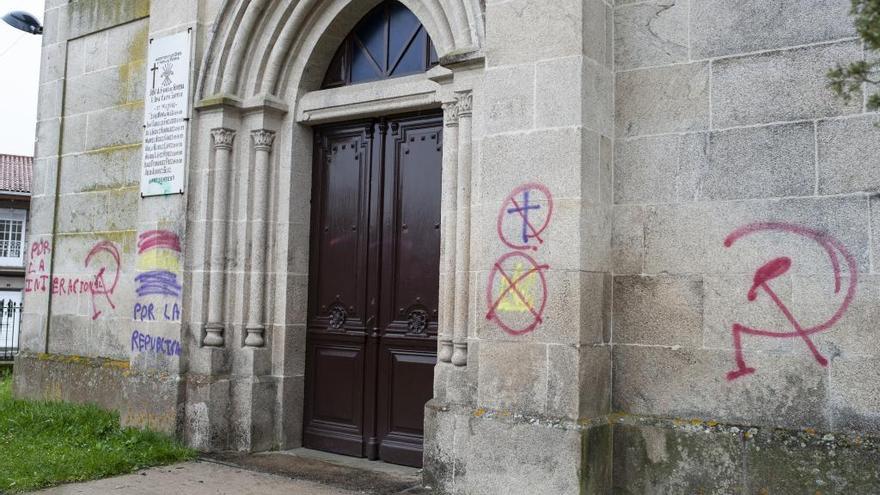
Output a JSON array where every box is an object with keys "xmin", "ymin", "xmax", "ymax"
[{"xmin": 0, "ymin": 154, "xmax": 32, "ymax": 194}]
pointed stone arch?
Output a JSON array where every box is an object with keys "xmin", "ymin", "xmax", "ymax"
[{"xmin": 196, "ymin": 0, "xmax": 483, "ymax": 101}]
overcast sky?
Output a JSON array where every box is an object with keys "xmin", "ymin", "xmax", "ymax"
[{"xmin": 0, "ymin": 0, "xmax": 43, "ymax": 157}]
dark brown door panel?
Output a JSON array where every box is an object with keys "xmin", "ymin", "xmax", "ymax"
[
  {"xmin": 376, "ymin": 337, "xmax": 437, "ymax": 467},
  {"xmin": 308, "ymin": 123, "xmax": 374, "ymax": 331},
  {"xmin": 303, "ymin": 335, "xmax": 366, "ymax": 457},
  {"xmin": 379, "ymin": 117, "xmax": 443, "ymax": 338},
  {"xmin": 303, "ymin": 112, "xmax": 442, "ymax": 467}
]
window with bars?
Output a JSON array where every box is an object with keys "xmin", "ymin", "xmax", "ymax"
[{"xmin": 0, "ymin": 210, "xmax": 26, "ymax": 267}]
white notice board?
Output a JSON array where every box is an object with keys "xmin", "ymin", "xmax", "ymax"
[{"xmin": 141, "ymin": 30, "xmax": 192, "ymax": 197}]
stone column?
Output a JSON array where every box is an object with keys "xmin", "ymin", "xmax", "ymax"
[
  {"xmin": 451, "ymin": 91, "xmax": 473, "ymax": 367},
  {"xmin": 244, "ymin": 129, "xmax": 276, "ymax": 347},
  {"xmin": 438, "ymin": 101, "xmax": 459, "ymax": 363},
  {"xmin": 204, "ymin": 127, "xmax": 235, "ymax": 347}
]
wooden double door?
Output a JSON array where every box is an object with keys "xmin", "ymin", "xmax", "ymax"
[{"xmin": 303, "ymin": 112, "xmax": 442, "ymax": 467}]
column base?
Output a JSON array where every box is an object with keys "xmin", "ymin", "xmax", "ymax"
[
  {"xmin": 203, "ymin": 322, "xmax": 225, "ymax": 347},
  {"xmin": 438, "ymin": 338, "xmax": 453, "ymax": 363},
  {"xmin": 244, "ymin": 324, "xmax": 265, "ymax": 347},
  {"xmin": 450, "ymin": 342, "xmax": 467, "ymax": 367}
]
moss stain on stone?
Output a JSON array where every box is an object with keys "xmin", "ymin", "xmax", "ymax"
[
  {"xmin": 33, "ymin": 352, "xmax": 130, "ymax": 370},
  {"xmin": 68, "ymin": 0, "xmax": 151, "ymax": 40},
  {"xmin": 78, "ymin": 181, "xmax": 139, "ymax": 193},
  {"xmin": 84, "ymin": 142, "xmax": 142, "ymax": 156},
  {"xmin": 580, "ymin": 424, "xmax": 612, "ymax": 495},
  {"xmin": 55, "ymin": 231, "xmax": 136, "ymax": 255},
  {"xmin": 117, "ymin": 22, "xmax": 148, "ymax": 106}
]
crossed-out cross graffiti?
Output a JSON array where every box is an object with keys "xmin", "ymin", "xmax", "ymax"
[
  {"xmin": 723, "ymin": 222, "xmax": 857, "ymax": 381},
  {"xmin": 487, "ymin": 183, "xmax": 553, "ymax": 336},
  {"xmin": 507, "ymin": 190, "xmax": 541, "ymax": 244},
  {"xmin": 497, "ymin": 183, "xmax": 553, "ymax": 251}
]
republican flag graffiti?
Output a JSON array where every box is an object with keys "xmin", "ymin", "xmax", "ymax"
[{"xmin": 135, "ymin": 230, "xmax": 182, "ymax": 299}]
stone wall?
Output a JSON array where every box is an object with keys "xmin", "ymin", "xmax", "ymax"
[
  {"xmin": 611, "ymin": 0, "xmax": 880, "ymax": 491},
  {"xmin": 16, "ymin": 0, "xmax": 205, "ymax": 435},
  {"xmin": 15, "ymin": 0, "xmax": 880, "ymax": 493},
  {"xmin": 425, "ymin": 0, "xmax": 614, "ymax": 492}
]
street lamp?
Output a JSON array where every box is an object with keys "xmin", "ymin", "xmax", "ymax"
[{"xmin": 2, "ymin": 11, "xmax": 42, "ymax": 35}]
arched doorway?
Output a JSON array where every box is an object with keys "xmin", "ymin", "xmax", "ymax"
[
  {"xmin": 302, "ymin": 1, "xmax": 442, "ymax": 467},
  {"xmin": 189, "ymin": 0, "xmax": 482, "ymax": 462}
]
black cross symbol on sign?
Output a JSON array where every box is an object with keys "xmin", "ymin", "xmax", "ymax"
[{"xmin": 150, "ymin": 62, "xmax": 159, "ymax": 90}]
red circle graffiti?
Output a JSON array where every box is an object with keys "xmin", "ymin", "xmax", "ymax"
[
  {"xmin": 485, "ymin": 251, "xmax": 550, "ymax": 336},
  {"xmin": 84, "ymin": 241, "xmax": 121, "ymax": 320},
  {"xmin": 723, "ymin": 222, "xmax": 857, "ymax": 380},
  {"xmin": 496, "ymin": 183, "xmax": 554, "ymax": 251}
]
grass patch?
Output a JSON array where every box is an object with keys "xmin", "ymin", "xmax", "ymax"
[{"xmin": 0, "ymin": 370, "xmax": 195, "ymax": 493}]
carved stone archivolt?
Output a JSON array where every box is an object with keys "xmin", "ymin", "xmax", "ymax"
[{"xmin": 198, "ymin": 0, "xmax": 484, "ymax": 102}]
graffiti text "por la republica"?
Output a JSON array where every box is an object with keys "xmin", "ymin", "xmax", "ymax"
[{"xmin": 131, "ymin": 330, "xmax": 181, "ymax": 357}]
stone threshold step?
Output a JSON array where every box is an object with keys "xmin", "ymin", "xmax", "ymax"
[{"xmin": 204, "ymin": 448, "xmax": 427, "ymax": 494}]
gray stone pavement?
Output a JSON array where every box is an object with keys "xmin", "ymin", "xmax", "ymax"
[
  {"xmin": 34, "ymin": 449, "xmax": 425, "ymax": 495},
  {"xmin": 35, "ymin": 461, "xmax": 357, "ymax": 495}
]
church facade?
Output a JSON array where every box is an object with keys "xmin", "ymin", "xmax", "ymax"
[{"xmin": 16, "ymin": 0, "xmax": 880, "ymax": 492}]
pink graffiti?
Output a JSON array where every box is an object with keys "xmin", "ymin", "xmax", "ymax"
[
  {"xmin": 485, "ymin": 251, "xmax": 550, "ymax": 336},
  {"xmin": 487, "ymin": 183, "xmax": 553, "ymax": 336},
  {"xmin": 30, "ymin": 239, "xmax": 50, "ymax": 258},
  {"xmin": 84, "ymin": 241, "xmax": 121, "ymax": 320},
  {"xmin": 25, "ymin": 240, "xmax": 50, "ymax": 292},
  {"xmin": 723, "ymin": 222, "xmax": 857, "ymax": 381},
  {"xmin": 137, "ymin": 230, "xmax": 181, "ymax": 254},
  {"xmin": 25, "ymin": 239, "xmax": 121, "ymax": 320}
]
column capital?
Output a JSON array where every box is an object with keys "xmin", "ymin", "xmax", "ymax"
[
  {"xmin": 455, "ymin": 91, "xmax": 473, "ymax": 118},
  {"xmin": 210, "ymin": 128, "xmax": 236, "ymax": 150},
  {"xmin": 250, "ymin": 129, "xmax": 277, "ymax": 152},
  {"xmin": 442, "ymin": 101, "xmax": 459, "ymax": 128}
]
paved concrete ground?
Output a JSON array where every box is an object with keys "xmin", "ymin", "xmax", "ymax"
[
  {"xmin": 35, "ymin": 461, "xmax": 356, "ymax": 494},
  {"xmin": 208, "ymin": 449, "xmax": 424, "ymax": 494},
  {"xmin": 34, "ymin": 449, "xmax": 425, "ymax": 495}
]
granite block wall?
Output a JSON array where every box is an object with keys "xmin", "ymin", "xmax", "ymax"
[
  {"xmin": 15, "ymin": 0, "xmax": 880, "ymax": 492},
  {"xmin": 612, "ymin": 0, "xmax": 880, "ymax": 491},
  {"xmin": 16, "ymin": 0, "xmax": 194, "ymax": 435}
]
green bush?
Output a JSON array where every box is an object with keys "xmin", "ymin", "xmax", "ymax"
[{"xmin": 829, "ymin": 0, "xmax": 880, "ymax": 110}]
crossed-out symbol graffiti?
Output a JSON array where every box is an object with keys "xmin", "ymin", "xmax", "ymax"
[
  {"xmin": 724, "ymin": 223, "xmax": 857, "ymax": 381},
  {"xmin": 486, "ymin": 252, "xmax": 549, "ymax": 336},
  {"xmin": 497, "ymin": 183, "xmax": 553, "ymax": 251},
  {"xmin": 487, "ymin": 183, "xmax": 554, "ymax": 336}
]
